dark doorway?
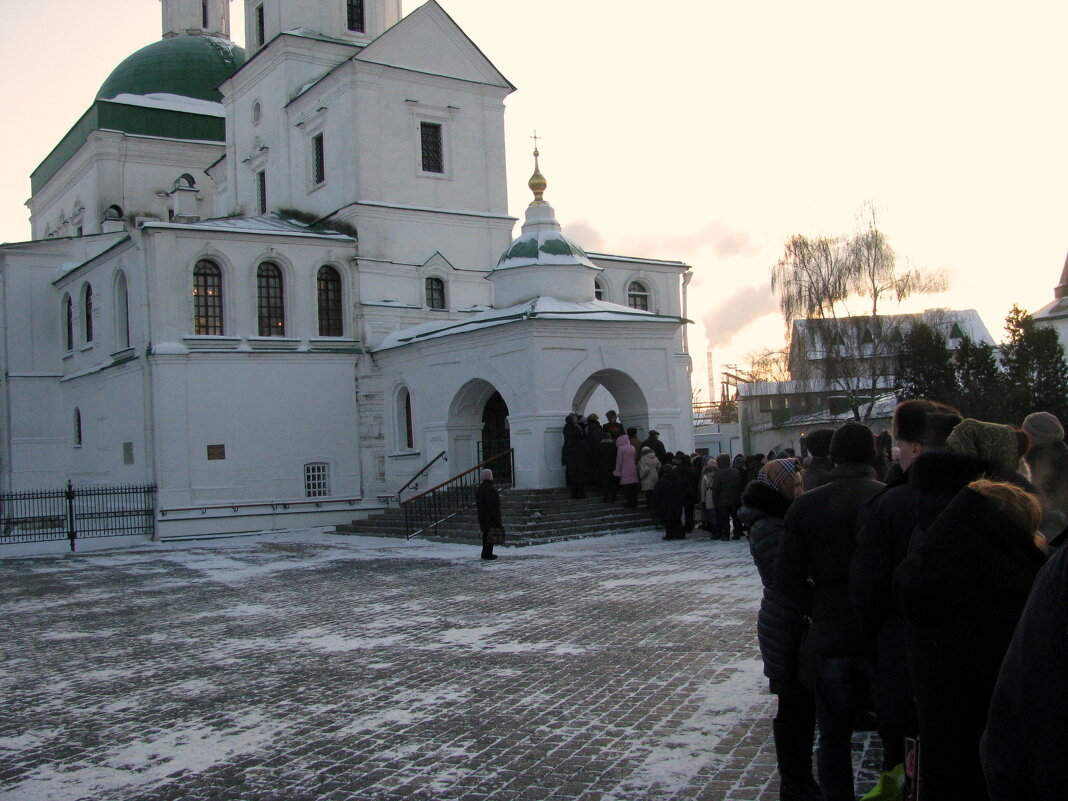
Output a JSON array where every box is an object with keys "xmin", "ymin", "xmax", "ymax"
[{"xmin": 478, "ymin": 391, "xmax": 512, "ymax": 484}]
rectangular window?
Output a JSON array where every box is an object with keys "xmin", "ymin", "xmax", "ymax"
[
  {"xmin": 123, "ymin": 442, "xmax": 135, "ymax": 465},
  {"xmin": 420, "ymin": 122, "xmax": 444, "ymax": 174},
  {"xmin": 312, "ymin": 133, "xmax": 325, "ymax": 186},
  {"xmin": 202, "ymin": 0, "xmax": 210, "ymax": 29},
  {"xmin": 305, "ymin": 463, "xmax": 330, "ymax": 497},
  {"xmin": 256, "ymin": 170, "xmax": 267, "ymax": 215},
  {"xmin": 347, "ymin": 0, "xmax": 365, "ymax": 32},
  {"xmin": 255, "ymin": 5, "xmax": 265, "ymax": 47}
]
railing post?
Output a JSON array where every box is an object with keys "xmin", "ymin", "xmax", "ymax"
[{"xmin": 65, "ymin": 480, "xmax": 77, "ymax": 553}]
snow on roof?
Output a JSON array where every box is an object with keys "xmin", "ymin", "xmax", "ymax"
[
  {"xmin": 1034, "ymin": 296, "xmax": 1068, "ymax": 321},
  {"xmin": 108, "ymin": 92, "xmax": 225, "ymax": 118},
  {"xmin": 141, "ymin": 214, "xmax": 355, "ymax": 240},
  {"xmin": 373, "ymin": 296, "xmax": 685, "ymax": 352}
]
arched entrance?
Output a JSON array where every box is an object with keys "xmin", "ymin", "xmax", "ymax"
[
  {"xmin": 448, "ymin": 379, "xmax": 511, "ymax": 482},
  {"xmin": 573, "ymin": 369, "xmax": 650, "ymax": 438}
]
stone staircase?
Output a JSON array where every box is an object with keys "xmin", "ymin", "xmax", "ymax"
[{"xmin": 333, "ymin": 488, "xmax": 657, "ymax": 546}]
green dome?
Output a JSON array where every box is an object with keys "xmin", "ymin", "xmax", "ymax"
[{"xmin": 97, "ymin": 36, "xmax": 245, "ymax": 103}]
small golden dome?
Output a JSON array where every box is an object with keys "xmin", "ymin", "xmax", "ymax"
[{"xmin": 528, "ymin": 147, "xmax": 547, "ymax": 205}]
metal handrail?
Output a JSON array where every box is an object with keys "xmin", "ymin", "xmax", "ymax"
[
  {"xmin": 395, "ymin": 450, "xmax": 447, "ymax": 501},
  {"xmin": 400, "ymin": 448, "xmax": 514, "ymax": 539}
]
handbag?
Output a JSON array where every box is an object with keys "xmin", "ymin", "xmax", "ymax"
[{"xmin": 487, "ymin": 527, "xmax": 506, "ymax": 545}]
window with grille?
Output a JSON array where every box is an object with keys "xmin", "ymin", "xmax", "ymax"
[
  {"xmin": 257, "ymin": 262, "xmax": 285, "ymax": 336},
  {"xmin": 74, "ymin": 409, "xmax": 82, "ymax": 448},
  {"xmin": 317, "ymin": 265, "xmax": 343, "ymax": 336},
  {"xmin": 64, "ymin": 295, "xmax": 73, "ymax": 351},
  {"xmin": 627, "ymin": 281, "xmax": 649, "ymax": 311},
  {"xmin": 255, "ymin": 4, "xmax": 265, "ymax": 47},
  {"xmin": 425, "ymin": 276, "xmax": 446, "ymax": 310},
  {"xmin": 256, "ymin": 170, "xmax": 267, "ymax": 214},
  {"xmin": 83, "ymin": 284, "xmax": 94, "ymax": 342},
  {"xmin": 305, "ymin": 462, "xmax": 330, "ymax": 497},
  {"xmin": 312, "ymin": 133, "xmax": 325, "ymax": 185},
  {"xmin": 420, "ymin": 122, "xmax": 444, "ymax": 173},
  {"xmin": 193, "ymin": 260, "xmax": 223, "ymax": 335},
  {"xmin": 347, "ymin": 0, "xmax": 365, "ymax": 32},
  {"xmin": 594, "ymin": 280, "xmax": 605, "ymax": 301}
]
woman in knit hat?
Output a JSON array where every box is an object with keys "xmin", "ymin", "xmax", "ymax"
[{"xmin": 740, "ymin": 459, "xmax": 820, "ymax": 801}]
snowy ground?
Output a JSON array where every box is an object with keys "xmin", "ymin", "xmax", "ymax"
[{"xmin": 0, "ymin": 527, "xmax": 880, "ymax": 800}]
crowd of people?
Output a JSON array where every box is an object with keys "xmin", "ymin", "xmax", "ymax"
[
  {"xmin": 561, "ymin": 403, "xmax": 1068, "ymax": 800},
  {"xmin": 743, "ymin": 402, "xmax": 1068, "ymax": 801},
  {"xmin": 561, "ymin": 410, "xmax": 785, "ymax": 542}
]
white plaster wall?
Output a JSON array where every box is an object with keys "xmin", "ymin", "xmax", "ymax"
[
  {"xmin": 150, "ymin": 353, "xmax": 361, "ymax": 511},
  {"xmin": 30, "ymin": 131, "xmax": 223, "ymax": 240}
]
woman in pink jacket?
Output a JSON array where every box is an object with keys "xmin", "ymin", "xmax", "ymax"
[{"xmin": 615, "ymin": 435, "xmax": 640, "ymax": 509}]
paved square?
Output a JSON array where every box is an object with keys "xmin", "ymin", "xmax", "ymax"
[{"xmin": 1, "ymin": 529, "xmax": 880, "ymax": 800}]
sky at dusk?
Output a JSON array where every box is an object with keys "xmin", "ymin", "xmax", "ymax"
[{"xmin": 1, "ymin": 1, "xmax": 1065, "ymax": 399}]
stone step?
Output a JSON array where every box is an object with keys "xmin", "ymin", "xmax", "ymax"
[{"xmin": 333, "ymin": 487, "xmax": 656, "ymax": 546}]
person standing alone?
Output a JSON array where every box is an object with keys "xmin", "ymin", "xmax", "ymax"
[{"xmin": 476, "ymin": 469, "xmax": 503, "ymax": 560}]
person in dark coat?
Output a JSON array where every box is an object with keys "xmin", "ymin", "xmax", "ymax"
[
  {"xmin": 641, "ymin": 430, "xmax": 669, "ymax": 465},
  {"xmin": 894, "ymin": 479, "xmax": 1047, "ymax": 801},
  {"xmin": 673, "ymin": 451, "xmax": 699, "ymax": 534},
  {"xmin": 800, "ymin": 428, "xmax": 835, "ymax": 492},
  {"xmin": 745, "ymin": 453, "xmax": 767, "ymax": 485},
  {"xmin": 775, "ymin": 422, "xmax": 884, "ymax": 801},
  {"xmin": 603, "ymin": 409, "xmax": 626, "ymax": 441},
  {"xmin": 652, "ymin": 463, "xmax": 685, "ymax": 540},
  {"xmin": 593, "ymin": 427, "xmax": 619, "ymax": 501},
  {"xmin": 1021, "ymin": 411, "xmax": 1068, "ymax": 544},
  {"xmin": 475, "ymin": 468, "xmax": 503, "ymax": 560},
  {"xmin": 561, "ymin": 414, "xmax": 589, "ymax": 499},
  {"xmin": 849, "ymin": 401, "xmax": 960, "ymax": 769},
  {"xmin": 740, "ymin": 459, "xmax": 820, "ymax": 801},
  {"xmin": 981, "ymin": 529, "xmax": 1067, "ymax": 800},
  {"xmin": 711, "ymin": 453, "xmax": 744, "ymax": 540}
]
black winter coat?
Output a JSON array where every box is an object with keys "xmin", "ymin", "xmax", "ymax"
[
  {"xmin": 776, "ymin": 463, "xmax": 883, "ymax": 656},
  {"xmin": 711, "ymin": 467, "xmax": 744, "ymax": 507},
  {"xmin": 740, "ymin": 481, "xmax": 806, "ymax": 694},
  {"xmin": 652, "ymin": 471, "xmax": 684, "ymax": 524},
  {"xmin": 561, "ymin": 421, "xmax": 589, "ymax": 486},
  {"xmin": 894, "ymin": 486, "xmax": 1047, "ymax": 801},
  {"xmin": 475, "ymin": 480, "xmax": 502, "ymax": 532},
  {"xmin": 982, "ymin": 539, "xmax": 1068, "ymax": 801},
  {"xmin": 674, "ymin": 460, "xmax": 699, "ymax": 504}
]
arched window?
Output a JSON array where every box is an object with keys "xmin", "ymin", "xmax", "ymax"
[
  {"xmin": 594, "ymin": 279, "xmax": 605, "ymax": 301},
  {"xmin": 257, "ymin": 262, "xmax": 285, "ymax": 336},
  {"xmin": 193, "ymin": 260, "xmax": 223, "ymax": 335},
  {"xmin": 425, "ymin": 276, "xmax": 446, "ymax": 310},
  {"xmin": 397, "ymin": 388, "xmax": 414, "ymax": 450},
  {"xmin": 627, "ymin": 280, "xmax": 650, "ymax": 311},
  {"xmin": 114, "ymin": 271, "xmax": 130, "ymax": 349},
  {"xmin": 83, "ymin": 284, "xmax": 94, "ymax": 342},
  {"xmin": 63, "ymin": 295, "xmax": 73, "ymax": 351},
  {"xmin": 317, "ymin": 265, "xmax": 343, "ymax": 336},
  {"xmin": 73, "ymin": 408, "xmax": 83, "ymax": 447}
]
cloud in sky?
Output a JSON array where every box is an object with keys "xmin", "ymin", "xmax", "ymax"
[{"xmin": 702, "ymin": 285, "xmax": 780, "ymax": 349}]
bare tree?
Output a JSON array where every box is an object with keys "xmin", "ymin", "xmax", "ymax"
[{"xmin": 770, "ymin": 203, "xmax": 947, "ymax": 420}]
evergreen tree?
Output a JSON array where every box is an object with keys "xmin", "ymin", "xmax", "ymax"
[
  {"xmin": 1000, "ymin": 305, "xmax": 1068, "ymax": 423},
  {"xmin": 896, "ymin": 322, "xmax": 959, "ymax": 404},
  {"xmin": 953, "ymin": 334, "xmax": 1008, "ymax": 422}
]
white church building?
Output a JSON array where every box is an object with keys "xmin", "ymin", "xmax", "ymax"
[{"xmin": 0, "ymin": 0, "xmax": 695, "ymax": 537}]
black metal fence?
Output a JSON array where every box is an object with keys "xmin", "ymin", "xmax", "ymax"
[
  {"xmin": 401, "ymin": 449, "xmax": 514, "ymax": 539},
  {"xmin": 0, "ymin": 481, "xmax": 157, "ymax": 551}
]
